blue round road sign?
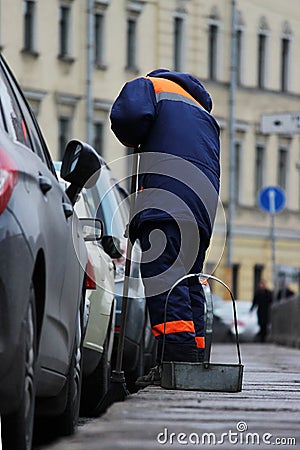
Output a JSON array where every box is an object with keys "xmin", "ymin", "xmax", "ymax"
[{"xmin": 258, "ymin": 186, "xmax": 285, "ymax": 213}]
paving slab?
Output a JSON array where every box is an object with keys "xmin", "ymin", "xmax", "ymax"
[{"xmin": 38, "ymin": 343, "xmax": 300, "ymax": 450}]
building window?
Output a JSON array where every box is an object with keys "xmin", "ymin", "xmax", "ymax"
[
  {"xmin": 236, "ymin": 29, "xmax": 243, "ymax": 85},
  {"xmin": 58, "ymin": 116, "xmax": 71, "ymax": 159},
  {"xmin": 93, "ymin": 122, "xmax": 104, "ymax": 155},
  {"xmin": 255, "ymin": 144, "xmax": 265, "ymax": 197},
  {"xmin": 257, "ymin": 33, "xmax": 267, "ymax": 88},
  {"xmin": 125, "ymin": 1, "xmax": 145, "ymax": 73},
  {"xmin": 59, "ymin": 4, "xmax": 72, "ymax": 58},
  {"xmin": 280, "ymin": 22, "xmax": 292, "ymax": 92},
  {"xmin": 23, "ymin": 0, "xmax": 36, "ymax": 52},
  {"xmin": 174, "ymin": 14, "xmax": 185, "ymax": 71},
  {"xmin": 207, "ymin": 6, "xmax": 221, "ymax": 80},
  {"xmin": 234, "ymin": 141, "xmax": 241, "ymax": 204},
  {"xmin": 56, "ymin": 92, "xmax": 79, "ymax": 159},
  {"xmin": 278, "ymin": 147, "xmax": 288, "ymax": 190},
  {"xmin": 257, "ymin": 17, "xmax": 269, "ymax": 89},
  {"xmin": 208, "ymin": 23, "xmax": 219, "ymax": 80},
  {"xmin": 126, "ymin": 17, "xmax": 137, "ymax": 71},
  {"xmin": 94, "ymin": 13, "xmax": 105, "ymax": 66},
  {"xmin": 235, "ymin": 12, "xmax": 245, "ymax": 85},
  {"xmin": 280, "ymin": 38, "xmax": 291, "ymax": 92}
]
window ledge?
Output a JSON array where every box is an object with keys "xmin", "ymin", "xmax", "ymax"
[
  {"xmin": 57, "ymin": 54, "xmax": 75, "ymax": 64},
  {"xmin": 95, "ymin": 62, "xmax": 108, "ymax": 71},
  {"xmin": 21, "ymin": 48, "xmax": 40, "ymax": 58},
  {"xmin": 95, "ymin": 0, "xmax": 110, "ymax": 5},
  {"xmin": 125, "ymin": 65, "xmax": 140, "ymax": 75}
]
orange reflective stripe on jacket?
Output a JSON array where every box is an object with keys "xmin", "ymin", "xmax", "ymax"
[
  {"xmin": 147, "ymin": 76, "xmax": 205, "ymax": 111},
  {"xmin": 152, "ymin": 320, "xmax": 195, "ymax": 337},
  {"xmin": 195, "ymin": 336, "xmax": 205, "ymax": 349}
]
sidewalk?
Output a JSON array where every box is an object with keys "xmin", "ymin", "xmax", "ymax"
[{"xmin": 42, "ymin": 343, "xmax": 300, "ymax": 449}]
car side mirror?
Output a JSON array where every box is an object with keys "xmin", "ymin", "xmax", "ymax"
[
  {"xmin": 80, "ymin": 218, "xmax": 103, "ymax": 242},
  {"xmin": 61, "ymin": 139, "xmax": 101, "ymax": 204},
  {"xmin": 102, "ymin": 235, "xmax": 123, "ymax": 259}
]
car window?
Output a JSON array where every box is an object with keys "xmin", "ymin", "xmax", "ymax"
[
  {"xmin": 0, "ymin": 77, "xmax": 9, "ymax": 133},
  {"xmin": 112, "ymin": 179, "xmax": 130, "ymax": 225},
  {"xmin": 0, "ymin": 97, "xmax": 7, "ymax": 132},
  {"xmin": 83, "ymin": 167, "xmax": 128, "ymax": 239},
  {"xmin": 0, "ymin": 65, "xmax": 31, "ymax": 147}
]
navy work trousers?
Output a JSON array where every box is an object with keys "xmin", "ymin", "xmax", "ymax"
[{"xmin": 137, "ymin": 219, "xmax": 209, "ymax": 363}]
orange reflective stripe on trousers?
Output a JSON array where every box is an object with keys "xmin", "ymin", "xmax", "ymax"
[{"xmin": 152, "ymin": 320, "xmax": 195, "ymax": 337}]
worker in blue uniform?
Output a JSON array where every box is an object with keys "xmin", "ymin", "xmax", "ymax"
[{"xmin": 110, "ymin": 69, "xmax": 220, "ymax": 386}]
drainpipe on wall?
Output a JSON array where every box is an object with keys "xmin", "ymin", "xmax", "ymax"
[
  {"xmin": 227, "ymin": 0, "xmax": 237, "ymax": 279},
  {"xmin": 86, "ymin": 0, "xmax": 94, "ymax": 144}
]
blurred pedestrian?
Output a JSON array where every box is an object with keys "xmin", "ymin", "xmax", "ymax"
[{"xmin": 250, "ymin": 279, "xmax": 273, "ymax": 342}]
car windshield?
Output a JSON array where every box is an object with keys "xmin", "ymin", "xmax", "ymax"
[{"xmin": 83, "ymin": 166, "xmax": 129, "ymax": 240}]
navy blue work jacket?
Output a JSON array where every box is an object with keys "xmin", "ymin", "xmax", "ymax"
[{"xmin": 110, "ymin": 69, "xmax": 221, "ymax": 242}]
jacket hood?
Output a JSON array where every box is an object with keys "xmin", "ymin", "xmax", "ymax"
[{"xmin": 147, "ymin": 69, "xmax": 213, "ymax": 112}]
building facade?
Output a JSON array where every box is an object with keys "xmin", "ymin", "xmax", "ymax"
[{"xmin": 1, "ymin": 0, "xmax": 300, "ymax": 299}]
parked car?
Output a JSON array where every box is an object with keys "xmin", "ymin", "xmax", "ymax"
[
  {"xmin": 0, "ymin": 53, "xmax": 101, "ymax": 449},
  {"xmin": 213, "ymin": 299, "xmax": 260, "ymax": 342},
  {"xmin": 209, "ymin": 294, "xmax": 232, "ymax": 343},
  {"xmin": 55, "ymin": 161, "xmax": 116, "ymax": 417},
  {"xmin": 81, "ymin": 159, "xmax": 157, "ymax": 388}
]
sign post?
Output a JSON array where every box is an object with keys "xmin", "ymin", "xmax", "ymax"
[{"xmin": 258, "ymin": 186, "xmax": 286, "ymax": 293}]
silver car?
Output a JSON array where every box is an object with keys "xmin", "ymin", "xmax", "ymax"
[{"xmin": 55, "ymin": 163, "xmax": 116, "ymax": 417}]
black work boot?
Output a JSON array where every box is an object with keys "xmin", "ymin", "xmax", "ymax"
[{"xmin": 136, "ymin": 365, "xmax": 161, "ymax": 388}]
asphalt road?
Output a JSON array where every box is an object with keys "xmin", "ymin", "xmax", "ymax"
[{"xmin": 37, "ymin": 343, "xmax": 300, "ymax": 449}]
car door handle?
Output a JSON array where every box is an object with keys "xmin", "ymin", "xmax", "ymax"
[
  {"xmin": 62, "ymin": 202, "xmax": 73, "ymax": 218},
  {"xmin": 39, "ymin": 175, "xmax": 52, "ymax": 194}
]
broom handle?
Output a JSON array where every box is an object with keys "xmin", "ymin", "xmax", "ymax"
[{"xmin": 115, "ymin": 151, "xmax": 139, "ymax": 373}]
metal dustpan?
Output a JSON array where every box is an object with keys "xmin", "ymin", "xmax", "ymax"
[{"xmin": 160, "ymin": 274, "xmax": 244, "ymax": 392}]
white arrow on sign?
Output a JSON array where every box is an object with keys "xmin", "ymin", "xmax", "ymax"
[{"xmin": 260, "ymin": 112, "xmax": 300, "ymax": 134}]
